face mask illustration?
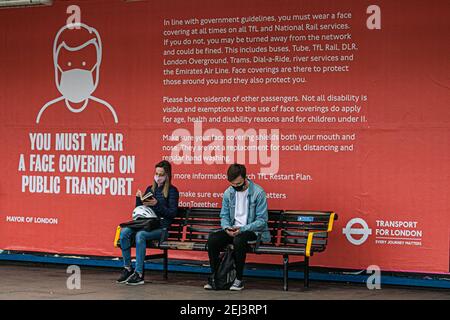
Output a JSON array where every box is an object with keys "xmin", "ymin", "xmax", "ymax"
[
  {"xmin": 54, "ymin": 37, "xmax": 100, "ymax": 105},
  {"xmin": 36, "ymin": 23, "xmax": 119, "ymax": 124},
  {"xmin": 57, "ymin": 65, "xmax": 97, "ymax": 103}
]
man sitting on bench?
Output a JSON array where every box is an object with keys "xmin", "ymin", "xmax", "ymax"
[{"xmin": 204, "ymin": 163, "xmax": 269, "ymax": 291}]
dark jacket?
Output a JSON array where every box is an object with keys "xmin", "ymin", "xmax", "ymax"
[{"xmin": 136, "ymin": 184, "xmax": 179, "ymax": 230}]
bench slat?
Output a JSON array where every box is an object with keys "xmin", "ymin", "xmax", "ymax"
[
  {"xmin": 282, "ymin": 230, "xmax": 328, "ymax": 238},
  {"xmin": 283, "ymin": 225, "xmax": 329, "ymax": 231},
  {"xmin": 186, "ymin": 233, "xmax": 211, "ymax": 241},
  {"xmin": 282, "ymin": 238, "xmax": 327, "ymax": 245},
  {"xmin": 254, "ymin": 246, "xmax": 306, "ymax": 255},
  {"xmin": 187, "ymin": 226, "xmax": 222, "ymax": 233},
  {"xmin": 159, "ymin": 241, "xmax": 207, "ymax": 251},
  {"xmin": 185, "ymin": 220, "xmax": 221, "ymax": 226},
  {"xmin": 284, "ymin": 210, "xmax": 334, "ymax": 215}
]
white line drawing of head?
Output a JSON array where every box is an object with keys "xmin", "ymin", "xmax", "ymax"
[{"xmin": 36, "ymin": 23, "xmax": 118, "ymax": 124}]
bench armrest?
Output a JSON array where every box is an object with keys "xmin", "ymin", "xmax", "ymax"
[
  {"xmin": 305, "ymin": 212, "xmax": 336, "ymax": 257},
  {"xmin": 305, "ymin": 231, "xmax": 327, "ymax": 257},
  {"xmin": 114, "ymin": 226, "xmax": 121, "ymax": 248}
]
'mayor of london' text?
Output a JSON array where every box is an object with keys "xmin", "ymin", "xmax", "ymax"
[{"xmin": 5, "ymin": 216, "xmax": 58, "ymax": 225}]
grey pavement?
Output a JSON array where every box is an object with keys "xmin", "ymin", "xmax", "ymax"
[{"xmin": 0, "ymin": 262, "xmax": 449, "ymax": 300}]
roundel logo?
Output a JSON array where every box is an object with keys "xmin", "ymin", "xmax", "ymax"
[{"xmin": 342, "ymin": 218, "xmax": 372, "ymax": 245}]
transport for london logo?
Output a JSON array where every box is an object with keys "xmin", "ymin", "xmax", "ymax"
[{"xmin": 342, "ymin": 218, "xmax": 372, "ymax": 245}]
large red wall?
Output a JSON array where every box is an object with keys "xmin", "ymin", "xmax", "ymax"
[{"xmin": 0, "ymin": 0, "xmax": 448, "ymax": 274}]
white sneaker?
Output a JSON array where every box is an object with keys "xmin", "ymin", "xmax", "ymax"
[
  {"xmin": 229, "ymin": 279, "xmax": 244, "ymax": 291},
  {"xmin": 203, "ymin": 283, "xmax": 213, "ymax": 290}
]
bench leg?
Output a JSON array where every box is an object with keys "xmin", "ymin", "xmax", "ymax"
[
  {"xmin": 163, "ymin": 249, "xmax": 168, "ymax": 280},
  {"xmin": 283, "ymin": 254, "xmax": 289, "ymax": 291},
  {"xmin": 304, "ymin": 256, "xmax": 309, "ymax": 288}
]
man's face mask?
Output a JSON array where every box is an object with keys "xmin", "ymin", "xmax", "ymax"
[
  {"xmin": 232, "ymin": 180, "xmax": 246, "ymax": 192},
  {"xmin": 57, "ymin": 65, "xmax": 97, "ymax": 103}
]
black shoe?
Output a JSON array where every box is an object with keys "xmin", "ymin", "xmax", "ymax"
[
  {"xmin": 116, "ymin": 268, "xmax": 134, "ymax": 284},
  {"xmin": 230, "ymin": 279, "xmax": 244, "ymax": 291},
  {"xmin": 126, "ymin": 272, "xmax": 145, "ymax": 286}
]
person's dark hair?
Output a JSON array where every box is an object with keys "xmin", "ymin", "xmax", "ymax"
[
  {"xmin": 227, "ymin": 163, "xmax": 246, "ymax": 182},
  {"xmin": 152, "ymin": 160, "xmax": 172, "ymax": 198}
]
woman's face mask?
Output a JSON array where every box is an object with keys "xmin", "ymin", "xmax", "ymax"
[{"xmin": 154, "ymin": 175, "xmax": 166, "ymax": 186}]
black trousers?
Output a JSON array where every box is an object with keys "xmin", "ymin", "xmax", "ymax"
[{"xmin": 207, "ymin": 229, "xmax": 257, "ymax": 280}]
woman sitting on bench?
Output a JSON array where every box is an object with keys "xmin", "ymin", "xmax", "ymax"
[{"xmin": 117, "ymin": 160, "xmax": 179, "ymax": 285}]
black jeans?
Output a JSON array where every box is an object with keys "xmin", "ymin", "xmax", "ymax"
[{"xmin": 207, "ymin": 229, "xmax": 257, "ymax": 280}]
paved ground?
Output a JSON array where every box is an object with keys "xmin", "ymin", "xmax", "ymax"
[{"xmin": 0, "ymin": 262, "xmax": 449, "ymax": 300}]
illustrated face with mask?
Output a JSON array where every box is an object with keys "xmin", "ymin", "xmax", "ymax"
[
  {"xmin": 55, "ymin": 38, "xmax": 100, "ymax": 106},
  {"xmin": 36, "ymin": 23, "xmax": 119, "ymax": 125}
]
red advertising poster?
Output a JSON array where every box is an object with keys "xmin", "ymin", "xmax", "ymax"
[{"xmin": 0, "ymin": 0, "xmax": 449, "ymax": 274}]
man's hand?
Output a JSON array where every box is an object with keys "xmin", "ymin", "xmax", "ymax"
[
  {"xmin": 231, "ymin": 227, "xmax": 241, "ymax": 237},
  {"xmin": 226, "ymin": 227, "xmax": 240, "ymax": 237},
  {"xmin": 225, "ymin": 228, "xmax": 235, "ymax": 237},
  {"xmin": 136, "ymin": 189, "xmax": 142, "ymax": 198}
]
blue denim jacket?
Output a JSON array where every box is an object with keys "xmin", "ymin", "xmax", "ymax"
[{"xmin": 220, "ymin": 179, "xmax": 270, "ymax": 243}]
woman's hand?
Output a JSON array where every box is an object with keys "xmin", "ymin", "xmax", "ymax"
[{"xmin": 143, "ymin": 198, "xmax": 158, "ymax": 207}]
